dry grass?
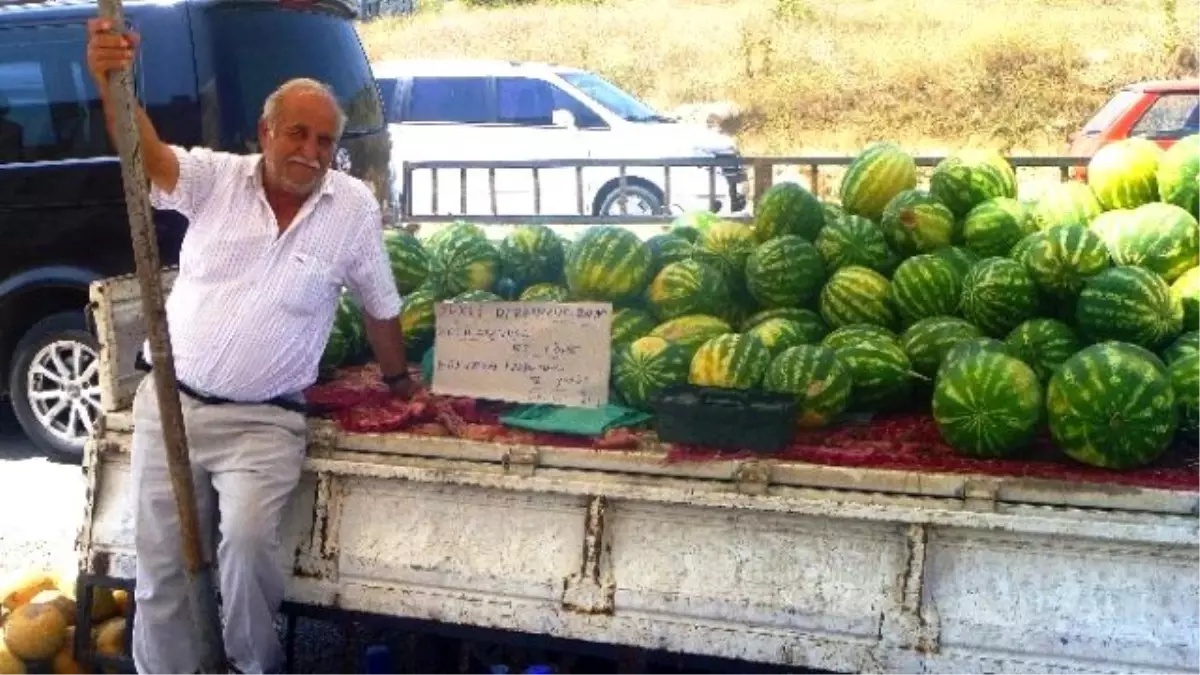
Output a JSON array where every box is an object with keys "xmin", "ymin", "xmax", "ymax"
[{"xmin": 357, "ymin": 0, "xmax": 1198, "ymax": 156}]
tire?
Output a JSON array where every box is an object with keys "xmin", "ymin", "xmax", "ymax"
[
  {"xmin": 8, "ymin": 311, "xmax": 103, "ymax": 462},
  {"xmin": 596, "ymin": 182, "xmax": 665, "ymax": 217}
]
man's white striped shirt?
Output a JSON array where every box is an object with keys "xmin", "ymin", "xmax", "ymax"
[{"xmin": 146, "ymin": 145, "xmax": 401, "ymax": 402}]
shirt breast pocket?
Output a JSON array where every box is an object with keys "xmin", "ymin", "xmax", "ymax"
[{"xmin": 280, "ymin": 253, "xmax": 338, "ymax": 317}]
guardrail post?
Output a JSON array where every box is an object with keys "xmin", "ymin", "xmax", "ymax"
[{"xmin": 752, "ymin": 158, "xmax": 775, "ymax": 206}]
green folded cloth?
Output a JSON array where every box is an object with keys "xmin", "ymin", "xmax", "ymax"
[{"xmin": 500, "ymin": 403, "xmax": 652, "ymax": 436}]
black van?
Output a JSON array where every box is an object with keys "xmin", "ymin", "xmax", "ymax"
[{"xmin": 0, "ymin": 0, "xmax": 390, "ymax": 459}]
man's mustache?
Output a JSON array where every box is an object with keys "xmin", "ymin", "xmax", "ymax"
[{"xmin": 286, "ymin": 156, "xmax": 321, "ymax": 170}]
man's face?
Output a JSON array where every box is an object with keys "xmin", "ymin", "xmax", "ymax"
[{"xmin": 258, "ymin": 89, "xmax": 339, "ymax": 197}]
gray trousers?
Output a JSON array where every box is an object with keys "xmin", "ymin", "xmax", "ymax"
[{"xmin": 129, "ymin": 375, "xmax": 307, "ymax": 674}]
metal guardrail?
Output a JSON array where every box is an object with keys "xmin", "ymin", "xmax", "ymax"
[{"xmin": 398, "ymin": 155, "xmax": 1092, "ymax": 226}]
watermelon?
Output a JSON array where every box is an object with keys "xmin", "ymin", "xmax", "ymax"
[
  {"xmin": 815, "ymin": 214, "xmax": 898, "ymax": 275},
  {"xmin": 1086, "ymin": 137, "xmax": 1163, "ymax": 210},
  {"xmin": 611, "ymin": 308, "xmax": 658, "ymax": 346},
  {"xmin": 745, "ymin": 318, "xmax": 810, "ymax": 356},
  {"xmin": 900, "ymin": 316, "xmax": 985, "ymax": 378},
  {"xmin": 1076, "ymin": 266, "xmax": 1184, "ymax": 350},
  {"xmin": 936, "ymin": 337, "xmax": 1016, "ymax": 379},
  {"xmin": 1088, "ymin": 208, "xmax": 1136, "ymax": 253},
  {"xmin": 424, "ymin": 220, "xmax": 486, "ymax": 253},
  {"xmin": 319, "ymin": 321, "xmax": 352, "ymax": 374},
  {"xmin": 933, "ymin": 350, "xmax": 1042, "ymax": 458},
  {"xmin": 451, "ymin": 290, "xmax": 502, "ymax": 303},
  {"xmin": 519, "ymin": 283, "xmax": 570, "ymax": 302},
  {"xmin": 1108, "ymin": 202, "xmax": 1200, "ymax": 283},
  {"xmin": 741, "ymin": 308, "xmax": 828, "ymax": 342},
  {"xmin": 670, "ymin": 210, "xmax": 721, "ymax": 241},
  {"xmin": 1162, "ymin": 330, "xmax": 1199, "ymax": 365},
  {"xmin": 933, "ymin": 246, "xmax": 980, "ymax": 278},
  {"xmin": 333, "ymin": 291, "xmax": 367, "ymax": 359},
  {"xmin": 762, "ymin": 345, "xmax": 852, "ymax": 428},
  {"xmin": 879, "ymin": 189, "xmax": 956, "ymax": 256},
  {"xmin": 819, "ymin": 266, "xmax": 898, "ymax": 330},
  {"xmin": 929, "ymin": 149, "xmax": 1018, "ymax": 219},
  {"xmin": 1157, "ymin": 133, "xmax": 1199, "ymax": 217},
  {"xmin": 498, "ymin": 224, "xmax": 564, "ymax": 287},
  {"xmin": 1024, "ymin": 224, "xmax": 1112, "ymax": 298},
  {"xmin": 962, "ymin": 197, "xmax": 1035, "ymax": 258},
  {"xmin": 822, "ymin": 201, "xmax": 844, "ymax": 224},
  {"xmin": 1031, "ymin": 181, "xmax": 1103, "ymax": 230},
  {"xmin": 382, "ymin": 229, "xmax": 430, "ymax": 294},
  {"xmin": 1003, "ymin": 318, "xmax": 1082, "ymax": 384},
  {"xmin": 611, "ymin": 336, "xmax": 690, "ymax": 411},
  {"xmin": 648, "ymin": 314, "xmax": 734, "ymax": 358},
  {"xmin": 1046, "ymin": 342, "xmax": 1178, "ymax": 469},
  {"xmin": 645, "ymin": 259, "xmax": 731, "ymax": 321},
  {"xmin": 753, "ymin": 181, "xmax": 826, "ymax": 242},
  {"xmin": 688, "ymin": 333, "xmax": 772, "ymax": 390},
  {"xmin": 426, "ymin": 234, "xmax": 499, "ymax": 296},
  {"xmin": 826, "ymin": 334, "xmax": 916, "ymax": 408},
  {"xmin": 695, "ymin": 221, "xmax": 757, "ymax": 276},
  {"xmin": 399, "ymin": 287, "xmax": 437, "ymax": 352},
  {"xmin": 646, "ymin": 233, "xmax": 695, "ymax": 273},
  {"xmin": 959, "ymin": 257, "xmax": 1040, "ymax": 337},
  {"xmin": 745, "ymin": 235, "xmax": 827, "ymax": 309},
  {"xmin": 1171, "ymin": 266, "xmax": 1199, "ymax": 330},
  {"xmin": 1168, "ymin": 348, "xmax": 1199, "ymax": 434},
  {"xmin": 839, "ymin": 142, "xmax": 919, "ymax": 221},
  {"xmin": 564, "ymin": 226, "xmax": 654, "ymax": 302},
  {"xmin": 1008, "ymin": 231, "xmax": 1045, "ymax": 268},
  {"xmin": 888, "ymin": 254, "xmax": 964, "ymax": 326},
  {"xmin": 821, "ymin": 324, "xmax": 898, "ymax": 352},
  {"xmin": 494, "ymin": 278, "xmax": 520, "ymax": 300}
]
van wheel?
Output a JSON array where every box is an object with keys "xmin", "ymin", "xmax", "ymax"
[
  {"xmin": 597, "ymin": 183, "xmax": 665, "ymax": 217},
  {"xmin": 8, "ymin": 312, "xmax": 102, "ymax": 462}
]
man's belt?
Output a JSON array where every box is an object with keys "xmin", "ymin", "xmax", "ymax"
[{"xmin": 134, "ymin": 352, "xmax": 307, "ymax": 415}]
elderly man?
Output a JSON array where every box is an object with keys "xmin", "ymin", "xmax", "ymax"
[{"xmin": 86, "ymin": 18, "xmax": 413, "ymax": 674}]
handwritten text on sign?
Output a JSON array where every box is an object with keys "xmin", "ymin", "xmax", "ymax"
[{"xmin": 431, "ymin": 301, "xmax": 612, "ymax": 408}]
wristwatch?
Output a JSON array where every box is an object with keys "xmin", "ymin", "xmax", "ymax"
[{"xmin": 382, "ymin": 370, "xmax": 411, "ymax": 387}]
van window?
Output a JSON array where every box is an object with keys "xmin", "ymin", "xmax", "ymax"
[
  {"xmin": 0, "ymin": 23, "xmax": 113, "ymax": 165},
  {"xmin": 496, "ymin": 77, "xmax": 606, "ymax": 128},
  {"xmin": 406, "ymin": 77, "xmax": 490, "ymax": 124},
  {"xmin": 204, "ymin": 4, "xmax": 385, "ymax": 150}
]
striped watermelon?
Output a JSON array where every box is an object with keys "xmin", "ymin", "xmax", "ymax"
[
  {"xmin": 745, "ymin": 235, "xmax": 827, "ymax": 309},
  {"xmin": 753, "ymin": 181, "xmax": 826, "ymax": 242},
  {"xmin": 1031, "ymin": 181, "xmax": 1103, "ymax": 230},
  {"xmin": 745, "ymin": 318, "xmax": 811, "ymax": 356},
  {"xmin": 900, "ymin": 316, "xmax": 985, "ymax": 378},
  {"xmin": 888, "ymin": 254, "xmax": 964, "ymax": 326},
  {"xmin": 933, "ymin": 246, "xmax": 980, "ymax": 278},
  {"xmin": 1047, "ymin": 342, "xmax": 1178, "ymax": 469},
  {"xmin": 688, "ymin": 333, "xmax": 772, "ymax": 390},
  {"xmin": 494, "ymin": 278, "xmax": 520, "ymax": 300},
  {"xmin": 1008, "ymin": 231, "xmax": 1045, "ymax": 268},
  {"xmin": 332, "ymin": 291, "xmax": 367, "ymax": 360},
  {"xmin": 519, "ymin": 283, "xmax": 570, "ymax": 302},
  {"xmin": 670, "ymin": 210, "xmax": 721, "ymax": 242},
  {"xmin": 1024, "ymin": 224, "xmax": 1112, "ymax": 298},
  {"xmin": 320, "ymin": 310, "xmax": 354, "ymax": 374},
  {"xmin": 1162, "ymin": 330, "xmax": 1199, "ymax": 364},
  {"xmin": 648, "ymin": 314, "xmax": 734, "ymax": 358},
  {"xmin": 815, "ymin": 214, "xmax": 898, "ymax": 275},
  {"xmin": 382, "ymin": 229, "xmax": 430, "ymax": 294},
  {"xmin": 611, "ymin": 336, "xmax": 690, "ymax": 411},
  {"xmin": 1086, "ymin": 137, "xmax": 1163, "ymax": 210},
  {"xmin": 1157, "ymin": 133, "xmax": 1199, "ymax": 217},
  {"xmin": 821, "ymin": 324, "xmax": 898, "ymax": 352},
  {"xmin": 962, "ymin": 197, "xmax": 1035, "ymax": 258},
  {"xmin": 564, "ymin": 226, "xmax": 654, "ymax": 302},
  {"xmin": 934, "ymin": 351, "xmax": 1043, "ymax": 458},
  {"xmin": 498, "ymin": 224, "xmax": 565, "ymax": 287},
  {"xmin": 646, "ymin": 233, "xmax": 696, "ymax": 274},
  {"xmin": 929, "ymin": 149, "xmax": 1019, "ymax": 219},
  {"xmin": 839, "ymin": 142, "xmax": 919, "ymax": 221},
  {"xmin": 399, "ymin": 287, "xmax": 437, "ymax": 354},
  {"xmin": 742, "ymin": 308, "xmax": 828, "ymax": 343},
  {"xmin": 1003, "ymin": 318, "xmax": 1082, "ymax": 383},
  {"xmin": 822, "ymin": 201, "xmax": 844, "ymax": 225},
  {"xmin": 426, "ymin": 233, "xmax": 500, "ymax": 296},
  {"xmin": 451, "ymin": 290, "xmax": 502, "ymax": 303},
  {"xmin": 1088, "ymin": 208, "xmax": 1136, "ymax": 253},
  {"xmin": 424, "ymin": 220, "xmax": 486, "ymax": 254},
  {"xmin": 1168, "ymin": 347, "xmax": 1199, "ymax": 434},
  {"xmin": 936, "ymin": 337, "xmax": 1016, "ymax": 380},
  {"xmin": 1076, "ymin": 266, "xmax": 1184, "ymax": 350},
  {"xmin": 1171, "ymin": 266, "xmax": 1200, "ymax": 330},
  {"xmin": 645, "ymin": 259, "xmax": 731, "ymax": 321},
  {"xmin": 827, "ymin": 334, "xmax": 916, "ymax": 408},
  {"xmin": 959, "ymin": 258, "xmax": 1040, "ymax": 336},
  {"xmin": 1108, "ymin": 202, "xmax": 1200, "ymax": 283},
  {"xmin": 611, "ymin": 308, "xmax": 658, "ymax": 346},
  {"xmin": 762, "ymin": 345, "xmax": 852, "ymax": 428},
  {"xmin": 819, "ymin": 266, "xmax": 898, "ymax": 330},
  {"xmin": 879, "ymin": 189, "xmax": 957, "ymax": 256},
  {"xmin": 695, "ymin": 221, "xmax": 757, "ymax": 276}
]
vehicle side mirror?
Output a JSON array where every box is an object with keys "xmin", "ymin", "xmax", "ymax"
[{"xmin": 552, "ymin": 109, "xmax": 578, "ymax": 129}]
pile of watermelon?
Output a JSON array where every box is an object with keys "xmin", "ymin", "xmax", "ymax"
[{"xmin": 323, "ymin": 133, "xmax": 1200, "ymax": 472}]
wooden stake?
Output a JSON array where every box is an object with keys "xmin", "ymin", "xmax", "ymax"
[{"xmin": 93, "ymin": 1, "xmax": 227, "ymax": 671}]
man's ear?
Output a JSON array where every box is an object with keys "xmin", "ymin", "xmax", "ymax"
[{"xmin": 257, "ymin": 118, "xmax": 270, "ymax": 145}]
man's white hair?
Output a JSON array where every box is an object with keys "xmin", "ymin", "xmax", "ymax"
[{"xmin": 261, "ymin": 77, "xmax": 347, "ymax": 140}]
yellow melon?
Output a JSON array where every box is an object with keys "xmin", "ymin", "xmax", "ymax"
[
  {"xmin": 87, "ymin": 589, "xmax": 119, "ymax": 624},
  {"xmin": 0, "ymin": 572, "xmax": 57, "ymax": 612},
  {"xmin": 49, "ymin": 627, "xmax": 83, "ymax": 675},
  {"xmin": 29, "ymin": 591, "xmax": 75, "ymax": 627},
  {"xmin": 111, "ymin": 590, "xmax": 129, "ymax": 618},
  {"xmin": 0, "ymin": 643, "xmax": 24, "ymax": 675},
  {"xmin": 94, "ymin": 617, "xmax": 126, "ymax": 674},
  {"xmin": 3, "ymin": 602, "xmax": 67, "ymax": 661}
]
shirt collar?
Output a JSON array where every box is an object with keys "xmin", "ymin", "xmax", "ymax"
[{"xmin": 243, "ymin": 153, "xmax": 336, "ymax": 199}]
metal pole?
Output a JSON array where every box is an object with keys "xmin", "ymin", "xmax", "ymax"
[{"xmin": 93, "ymin": 2, "xmax": 227, "ymax": 672}]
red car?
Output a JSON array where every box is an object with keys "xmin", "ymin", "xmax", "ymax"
[{"xmin": 1067, "ymin": 79, "xmax": 1199, "ymax": 179}]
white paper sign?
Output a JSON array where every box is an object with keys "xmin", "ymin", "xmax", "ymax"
[{"xmin": 431, "ymin": 301, "xmax": 612, "ymax": 408}]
